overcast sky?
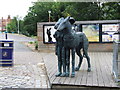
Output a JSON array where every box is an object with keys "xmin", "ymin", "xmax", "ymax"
[{"xmin": 0, "ymin": 0, "xmax": 37, "ymax": 19}]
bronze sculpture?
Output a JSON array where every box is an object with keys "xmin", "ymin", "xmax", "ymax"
[
  {"xmin": 54, "ymin": 17, "xmax": 65, "ymax": 77},
  {"xmin": 54, "ymin": 17, "xmax": 76, "ymax": 77},
  {"xmin": 54, "ymin": 16, "xmax": 91, "ymax": 77}
]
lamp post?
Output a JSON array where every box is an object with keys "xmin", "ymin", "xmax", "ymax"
[
  {"xmin": 17, "ymin": 16, "xmax": 21, "ymax": 34},
  {"xmin": 48, "ymin": 10, "xmax": 51, "ymax": 22},
  {"xmin": 17, "ymin": 19, "xmax": 20, "ymax": 34}
]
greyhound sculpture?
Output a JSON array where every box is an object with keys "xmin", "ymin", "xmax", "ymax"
[
  {"xmin": 53, "ymin": 17, "xmax": 66, "ymax": 77},
  {"xmin": 54, "ymin": 17, "xmax": 77, "ymax": 77},
  {"xmin": 56, "ymin": 16, "xmax": 91, "ymax": 77}
]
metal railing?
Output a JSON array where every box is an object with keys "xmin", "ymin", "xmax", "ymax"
[{"xmin": 113, "ymin": 41, "xmax": 120, "ymax": 82}]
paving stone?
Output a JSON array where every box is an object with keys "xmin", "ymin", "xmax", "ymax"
[
  {"xmin": 0, "ymin": 64, "xmax": 50, "ymax": 89},
  {"xmin": 0, "ymin": 33, "xmax": 50, "ymax": 89}
]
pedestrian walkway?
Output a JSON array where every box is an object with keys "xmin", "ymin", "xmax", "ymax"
[
  {"xmin": 0, "ymin": 49, "xmax": 50, "ymax": 89},
  {"xmin": 0, "ymin": 64, "xmax": 49, "ymax": 88},
  {"xmin": 0, "ymin": 33, "xmax": 50, "ymax": 89}
]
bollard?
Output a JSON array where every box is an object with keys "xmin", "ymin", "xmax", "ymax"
[{"xmin": 5, "ymin": 31, "xmax": 8, "ymax": 39}]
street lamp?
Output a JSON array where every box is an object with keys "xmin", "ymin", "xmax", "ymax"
[
  {"xmin": 48, "ymin": 10, "xmax": 51, "ymax": 22},
  {"xmin": 17, "ymin": 16, "xmax": 21, "ymax": 34},
  {"xmin": 17, "ymin": 19, "xmax": 19, "ymax": 34}
]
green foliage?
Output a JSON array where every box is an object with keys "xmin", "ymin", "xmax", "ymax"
[
  {"xmin": 29, "ymin": 41, "xmax": 34, "ymax": 44},
  {"xmin": 34, "ymin": 41, "xmax": 38, "ymax": 50},
  {"xmin": 62, "ymin": 2, "xmax": 100, "ymax": 20},
  {"xmin": 101, "ymin": 2, "xmax": 120, "ymax": 20},
  {"xmin": 7, "ymin": 17, "xmax": 24, "ymax": 34},
  {"xmin": 23, "ymin": 12, "xmax": 37, "ymax": 36},
  {"xmin": 10, "ymin": 2, "xmax": 119, "ymax": 36},
  {"xmin": 7, "ymin": 17, "xmax": 18, "ymax": 33},
  {"xmin": 23, "ymin": 2, "xmax": 100, "ymax": 36}
]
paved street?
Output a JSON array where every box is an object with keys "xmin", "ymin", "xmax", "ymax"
[{"xmin": 0, "ymin": 33, "xmax": 50, "ymax": 89}]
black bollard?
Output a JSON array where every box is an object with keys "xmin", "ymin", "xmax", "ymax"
[{"xmin": 5, "ymin": 31, "xmax": 8, "ymax": 39}]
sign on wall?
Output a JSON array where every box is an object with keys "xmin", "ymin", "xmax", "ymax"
[
  {"xmin": 43, "ymin": 25, "xmax": 56, "ymax": 44},
  {"xmin": 82, "ymin": 24, "xmax": 99, "ymax": 42},
  {"xmin": 43, "ymin": 23, "xmax": 119, "ymax": 44},
  {"xmin": 102, "ymin": 24, "xmax": 119, "ymax": 42}
]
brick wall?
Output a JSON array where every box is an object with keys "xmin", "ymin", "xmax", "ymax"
[
  {"xmin": 88, "ymin": 43, "xmax": 113, "ymax": 52},
  {"xmin": 37, "ymin": 22, "xmax": 56, "ymax": 52},
  {"xmin": 37, "ymin": 20, "xmax": 119, "ymax": 52}
]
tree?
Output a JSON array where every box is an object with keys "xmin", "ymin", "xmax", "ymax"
[
  {"xmin": 7, "ymin": 16, "xmax": 24, "ymax": 34},
  {"xmin": 23, "ymin": 12, "xmax": 37, "ymax": 36},
  {"xmin": 23, "ymin": 2, "xmax": 99, "ymax": 36},
  {"xmin": 19, "ymin": 20, "xmax": 24, "ymax": 34},
  {"xmin": 7, "ymin": 17, "xmax": 18, "ymax": 33},
  {"xmin": 62, "ymin": 2, "xmax": 100, "ymax": 20},
  {"xmin": 101, "ymin": 2, "xmax": 120, "ymax": 20},
  {"xmin": 22, "ymin": 2, "xmax": 120, "ymax": 36}
]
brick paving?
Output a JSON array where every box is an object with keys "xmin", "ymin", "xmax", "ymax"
[
  {"xmin": 0, "ymin": 33, "xmax": 50, "ymax": 89},
  {"xmin": 0, "ymin": 51, "xmax": 50, "ymax": 89},
  {"xmin": 0, "ymin": 64, "xmax": 50, "ymax": 89}
]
